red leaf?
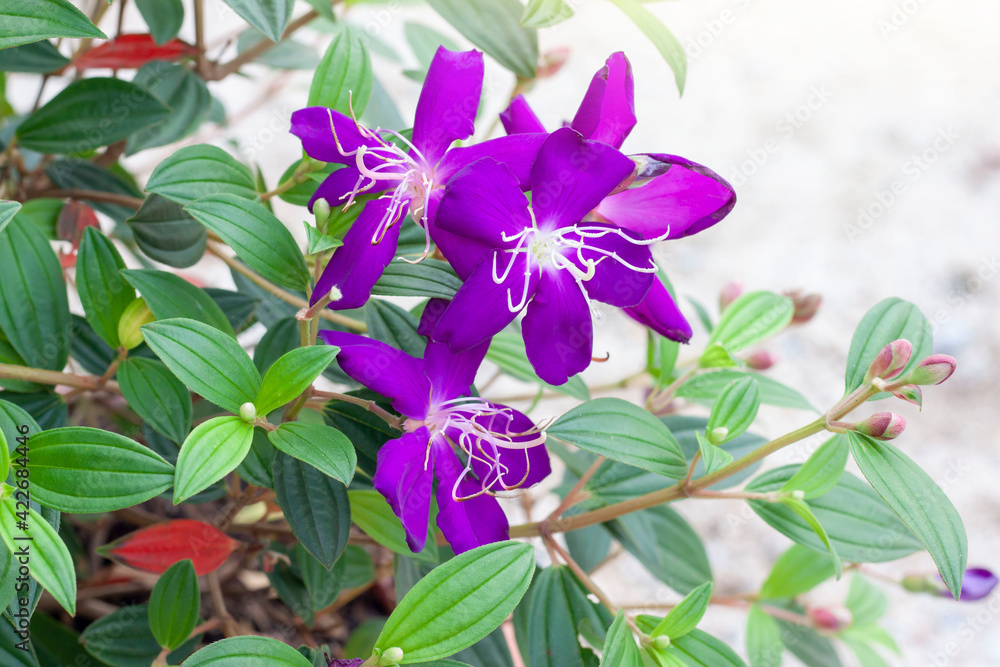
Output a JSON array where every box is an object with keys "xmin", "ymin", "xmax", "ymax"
[
  {"xmin": 99, "ymin": 520, "xmax": 238, "ymax": 575},
  {"xmin": 74, "ymin": 34, "xmax": 199, "ymax": 70},
  {"xmin": 56, "ymin": 201, "xmax": 99, "ymax": 251}
]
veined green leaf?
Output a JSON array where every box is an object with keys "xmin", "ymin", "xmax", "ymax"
[
  {"xmin": 759, "ymin": 544, "xmax": 835, "ymax": 600},
  {"xmin": 426, "ymin": 0, "xmax": 539, "ymax": 78},
  {"xmin": 705, "ymin": 376, "xmax": 760, "ymax": 444},
  {"xmin": 127, "ymin": 194, "xmax": 207, "ymax": 268},
  {"xmin": 127, "ymin": 62, "xmax": 211, "ymax": 154},
  {"xmin": 122, "ymin": 268, "xmax": 234, "ymax": 337},
  {"xmin": 607, "ymin": 0, "xmax": 686, "ymax": 94},
  {"xmin": 255, "ymin": 345, "xmax": 340, "ymax": 415},
  {"xmin": 676, "ymin": 370, "xmax": 816, "ymax": 412},
  {"xmin": 778, "ymin": 496, "xmax": 842, "ymax": 578},
  {"xmin": 118, "ymin": 357, "xmax": 192, "ymax": 445},
  {"xmin": 174, "ymin": 416, "xmax": 254, "ymax": 503},
  {"xmin": 146, "ymin": 145, "xmax": 257, "ymax": 206},
  {"xmin": 372, "ymin": 260, "xmax": 462, "ymax": 299},
  {"xmin": 0, "ymin": 500, "xmax": 75, "ymax": 614},
  {"xmin": 267, "ymin": 422, "xmax": 356, "ymax": 485},
  {"xmin": 651, "ymin": 581, "xmax": 712, "ymax": 639},
  {"xmin": 309, "ymin": 25, "xmax": 373, "ymax": 116},
  {"xmin": 149, "ymin": 559, "xmax": 200, "ymax": 650},
  {"xmin": 780, "ymin": 435, "xmax": 848, "ymax": 499},
  {"xmin": 745, "ymin": 605, "xmax": 783, "ymax": 667},
  {"xmin": 0, "ymin": 0, "xmax": 106, "ymax": 49},
  {"xmin": 844, "ymin": 298, "xmax": 932, "ymax": 393},
  {"xmin": 0, "ymin": 201, "xmax": 19, "ymax": 234},
  {"xmin": 220, "ymin": 0, "xmax": 294, "ymax": 43},
  {"xmin": 705, "ymin": 291, "xmax": 793, "ymax": 358},
  {"xmin": 76, "ymin": 227, "xmax": 135, "ymax": 348},
  {"xmin": 601, "ymin": 611, "xmax": 643, "ymax": 666},
  {"xmin": 273, "ymin": 452, "xmax": 350, "ymax": 568},
  {"xmin": 348, "ymin": 489, "xmax": 437, "ymax": 563},
  {"xmin": 486, "ymin": 329, "xmax": 589, "ymax": 401}
]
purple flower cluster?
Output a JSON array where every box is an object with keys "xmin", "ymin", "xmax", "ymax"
[{"xmin": 293, "ymin": 48, "xmax": 735, "ymax": 554}]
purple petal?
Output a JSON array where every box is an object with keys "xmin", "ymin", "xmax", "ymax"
[
  {"xmin": 433, "ymin": 158, "xmax": 532, "ymax": 247},
  {"xmin": 571, "ymin": 52, "xmax": 635, "ymax": 149},
  {"xmin": 417, "ymin": 297, "xmax": 451, "ymax": 336},
  {"xmin": 431, "ymin": 225, "xmax": 494, "ymax": 280},
  {"xmin": 290, "ymin": 107, "xmax": 375, "ymax": 166},
  {"xmin": 438, "ymin": 133, "xmax": 548, "ymax": 189},
  {"xmin": 373, "ymin": 428, "xmax": 435, "ymax": 553},
  {"xmin": 432, "ymin": 441, "xmax": 509, "ymax": 554},
  {"xmin": 501, "ymin": 95, "xmax": 547, "ymax": 135},
  {"xmin": 562, "ymin": 223, "xmax": 654, "ymax": 307},
  {"xmin": 311, "ymin": 198, "xmax": 401, "ymax": 310},
  {"xmin": 466, "ymin": 404, "xmax": 551, "ymax": 491},
  {"xmin": 423, "ymin": 339, "xmax": 490, "ymax": 402},
  {"xmin": 308, "ymin": 165, "xmax": 390, "ymax": 213},
  {"xmin": 522, "ymin": 271, "xmax": 593, "ymax": 385},
  {"xmin": 622, "ymin": 277, "xmax": 692, "ymax": 343},
  {"xmin": 943, "ymin": 568, "xmax": 999, "ymax": 601},
  {"xmin": 412, "ymin": 47, "xmax": 483, "ymax": 165},
  {"xmin": 595, "ymin": 159, "xmax": 736, "ymax": 239},
  {"xmin": 433, "ymin": 250, "xmax": 539, "ymax": 352},
  {"xmin": 530, "ymin": 128, "xmax": 635, "ymax": 232},
  {"xmin": 317, "ymin": 330, "xmax": 430, "ymax": 417}
]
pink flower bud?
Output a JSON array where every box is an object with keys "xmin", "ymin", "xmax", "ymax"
[
  {"xmin": 853, "ymin": 412, "xmax": 906, "ymax": 440},
  {"xmin": 904, "ymin": 354, "xmax": 957, "ymax": 386},
  {"xmin": 863, "ymin": 340, "xmax": 913, "ymax": 384},
  {"xmin": 745, "ymin": 350, "xmax": 778, "ymax": 370},
  {"xmin": 891, "ymin": 384, "xmax": 922, "ymax": 408},
  {"xmin": 808, "ymin": 606, "xmax": 851, "ymax": 632},
  {"xmin": 786, "ymin": 290, "xmax": 822, "ymax": 325},
  {"xmin": 719, "ymin": 281, "xmax": 743, "ymax": 311}
]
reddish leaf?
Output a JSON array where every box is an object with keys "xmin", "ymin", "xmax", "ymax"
[
  {"xmin": 57, "ymin": 201, "xmax": 100, "ymax": 251},
  {"xmin": 99, "ymin": 520, "xmax": 238, "ymax": 575},
  {"xmin": 74, "ymin": 34, "xmax": 199, "ymax": 70}
]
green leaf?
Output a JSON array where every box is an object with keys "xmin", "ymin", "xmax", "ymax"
[
  {"xmin": 652, "ymin": 581, "xmax": 712, "ymax": 640},
  {"xmin": 118, "ymin": 357, "xmax": 193, "ymax": 444},
  {"xmin": 272, "ymin": 452, "xmax": 350, "ymax": 568},
  {"xmin": 426, "ymin": 0, "xmax": 539, "ymax": 78},
  {"xmin": 842, "ymin": 637, "xmax": 890, "ymax": 667},
  {"xmin": 759, "ymin": 544, "xmax": 835, "ymax": 600},
  {"xmin": 23, "ymin": 426, "xmax": 174, "ymax": 512},
  {"xmin": 747, "ymin": 466, "xmax": 922, "ymax": 562},
  {"xmin": 404, "ymin": 22, "xmax": 462, "ymax": 72},
  {"xmin": 0, "ymin": 201, "xmax": 19, "ymax": 234},
  {"xmin": 127, "ymin": 194, "xmax": 208, "ymax": 268},
  {"xmin": 0, "ymin": 213, "xmax": 71, "ymax": 371},
  {"xmin": 76, "ymin": 227, "xmax": 135, "ymax": 347},
  {"xmin": 696, "ymin": 431, "xmax": 733, "ymax": 475},
  {"xmin": 0, "ymin": 0, "xmax": 106, "ymax": 49},
  {"xmin": 174, "ymin": 416, "xmax": 254, "ymax": 503},
  {"xmin": 185, "ymin": 195, "xmax": 310, "ymax": 291},
  {"xmin": 697, "ymin": 343, "xmax": 738, "ymax": 369},
  {"xmin": 149, "ymin": 559, "xmax": 200, "ymax": 650},
  {"xmin": 221, "ymin": 0, "xmax": 294, "ymax": 43},
  {"xmin": 486, "ymin": 329, "xmax": 589, "ymax": 401},
  {"xmin": 845, "ymin": 575, "xmax": 888, "ymax": 627},
  {"xmin": 666, "ymin": 415, "xmax": 765, "ymax": 490},
  {"xmin": 304, "ymin": 222, "xmax": 343, "ymax": 255},
  {"xmin": 46, "ymin": 158, "xmax": 142, "ymax": 222},
  {"xmin": 127, "ymin": 62, "xmax": 211, "ymax": 154},
  {"xmin": 146, "ymin": 145, "xmax": 258, "ymax": 206},
  {"xmin": 0, "ymin": 40, "xmax": 70, "ymax": 73},
  {"xmin": 324, "ymin": 391, "xmax": 400, "ymax": 477},
  {"xmin": 255, "ymin": 345, "xmax": 340, "ymax": 415},
  {"xmin": 705, "ymin": 291, "xmax": 793, "ymax": 358},
  {"xmin": 237, "ymin": 428, "xmax": 275, "ymax": 488},
  {"xmin": 521, "ymin": 565, "xmax": 611, "ymax": 667},
  {"xmin": 848, "ymin": 432, "xmax": 967, "ymax": 597},
  {"xmin": 348, "ymin": 489, "xmax": 437, "ymax": 563},
  {"xmin": 135, "ymin": 0, "xmax": 183, "ymax": 44},
  {"xmin": 267, "ymin": 422, "xmax": 356, "ymax": 485},
  {"xmin": 548, "ymin": 398, "xmax": 687, "ymax": 479},
  {"xmin": 607, "ymin": 505, "xmax": 712, "ymax": 594},
  {"xmin": 141, "ymin": 318, "xmax": 261, "ymax": 414},
  {"xmin": 16, "ymin": 78, "xmax": 169, "ymax": 153},
  {"xmin": 778, "ymin": 496, "xmax": 842, "ymax": 578},
  {"xmin": 375, "ymin": 541, "xmax": 535, "ymax": 662},
  {"xmin": 607, "ymin": 0, "xmax": 686, "ymax": 94},
  {"xmin": 29, "ymin": 612, "xmax": 113, "ymax": 667},
  {"xmin": 705, "ymin": 376, "xmax": 759, "ymax": 443},
  {"xmin": 601, "ymin": 611, "xmax": 643, "ymax": 666},
  {"xmin": 521, "ymin": 0, "xmax": 573, "ymax": 28},
  {"xmin": 780, "ymin": 435, "xmax": 848, "ymax": 499},
  {"xmin": 745, "ymin": 605, "xmax": 783, "ymax": 667},
  {"xmin": 297, "ymin": 544, "xmax": 340, "ymax": 610},
  {"xmin": 372, "ymin": 259, "xmax": 462, "ymax": 299},
  {"xmin": 123, "ymin": 268, "xmax": 235, "ymax": 337},
  {"xmin": 206, "ymin": 287, "xmax": 259, "ymax": 334},
  {"xmin": 365, "ymin": 299, "xmax": 426, "ymax": 357},
  {"xmin": 666, "ymin": 629, "xmax": 748, "ymax": 667},
  {"xmin": 0, "ymin": 431, "xmax": 8, "ymax": 480},
  {"xmin": 0, "ymin": 500, "xmax": 75, "ymax": 614},
  {"xmin": 844, "ymin": 298, "xmax": 932, "ymax": 392},
  {"xmin": 774, "ymin": 611, "xmax": 843, "ymax": 667},
  {"xmin": 565, "ymin": 520, "xmax": 612, "ymax": 574},
  {"xmin": 677, "ymin": 370, "xmax": 816, "ymax": 412},
  {"xmin": 309, "ymin": 25, "xmax": 373, "ymax": 116},
  {"xmin": 82, "ymin": 604, "xmax": 200, "ymax": 666}
]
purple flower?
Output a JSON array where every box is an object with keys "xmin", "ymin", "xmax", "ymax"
[
  {"xmin": 291, "ymin": 47, "xmax": 544, "ymax": 310},
  {"xmin": 944, "ymin": 568, "xmax": 999, "ymax": 601},
  {"xmin": 318, "ymin": 301, "xmax": 550, "ymax": 554}
]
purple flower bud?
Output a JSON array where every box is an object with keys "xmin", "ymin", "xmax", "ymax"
[
  {"xmin": 853, "ymin": 412, "xmax": 906, "ymax": 440},
  {"xmin": 808, "ymin": 606, "xmax": 851, "ymax": 631},
  {"xmin": 891, "ymin": 384, "xmax": 922, "ymax": 408},
  {"xmin": 942, "ymin": 568, "xmax": 999, "ymax": 601},
  {"xmin": 745, "ymin": 350, "xmax": 778, "ymax": 370},
  {"xmin": 719, "ymin": 281, "xmax": 743, "ymax": 311},
  {"xmin": 786, "ymin": 290, "xmax": 822, "ymax": 325},
  {"xmin": 863, "ymin": 340, "xmax": 913, "ymax": 384},
  {"xmin": 329, "ymin": 660, "xmax": 365, "ymax": 667},
  {"xmin": 904, "ymin": 354, "xmax": 957, "ymax": 386}
]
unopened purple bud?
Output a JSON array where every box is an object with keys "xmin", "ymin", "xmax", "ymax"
[
  {"xmin": 891, "ymin": 384, "xmax": 922, "ymax": 408},
  {"xmin": 786, "ymin": 290, "xmax": 822, "ymax": 325},
  {"xmin": 719, "ymin": 281, "xmax": 743, "ymax": 311},
  {"xmin": 745, "ymin": 350, "xmax": 778, "ymax": 370},
  {"xmin": 863, "ymin": 340, "xmax": 913, "ymax": 384},
  {"xmin": 904, "ymin": 354, "xmax": 957, "ymax": 386},
  {"xmin": 808, "ymin": 606, "xmax": 851, "ymax": 632},
  {"xmin": 942, "ymin": 568, "xmax": 999, "ymax": 601},
  {"xmin": 853, "ymin": 412, "xmax": 906, "ymax": 441}
]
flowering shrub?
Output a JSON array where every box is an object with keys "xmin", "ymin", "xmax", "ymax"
[{"xmin": 0, "ymin": 1, "xmax": 991, "ymax": 666}]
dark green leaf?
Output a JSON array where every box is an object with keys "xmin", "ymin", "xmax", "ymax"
[
  {"xmin": 775, "ymin": 611, "xmax": 843, "ymax": 667},
  {"xmin": 118, "ymin": 357, "xmax": 192, "ymax": 444},
  {"xmin": 297, "ymin": 544, "xmax": 340, "ymax": 610},
  {"xmin": 46, "ymin": 158, "xmax": 143, "ymax": 222},
  {"xmin": 364, "ymin": 299, "xmax": 426, "ymax": 357},
  {"xmin": 486, "ymin": 329, "xmax": 589, "ymax": 401},
  {"xmin": 0, "ymin": 0, "xmax": 106, "ymax": 49},
  {"xmin": 601, "ymin": 611, "xmax": 643, "ymax": 666},
  {"xmin": 0, "ymin": 390, "xmax": 66, "ymax": 429},
  {"xmin": 0, "ymin": 615, "xmax": 39, "ymax": 665},
  {"xmin": 0, "ymin": 213, "xmax": 71, "ymax": 370},
  {"xmin": 122, "ymin": 268, "xmax": 234, "ymax": 336},
  {"xmin": 0, "ymin": 500, "xmax": 75, "ymax": 614},
  {"xmin": 0, "ymin": 332, "xmax": 42, "ymax": 393},
  {"xmin": 141, "ymin": 318, "xmax": 260, "ymax": 413},
  {"xmin": 174, "ymin": 416, "xmax": 254, "ymax": 502},
  {"xmin": 30, "ymin": 611, "xmax": 113, "ymax": 667},
  {"xmin": 778, "ymin": 496, "xmax": 842, "ymax": 577},
  {"xmin": 127, "ymin": 193, "xmax": 207, "ymax": 268},
  {"xmin": 372, "ymin": 259, "xmax": 462, "ymax": 299},
  {"xmin": 146, "ymin": 144, "xmax": 257, "ymax": 206},
  {"xmin": 17, "ymin": 78, "xmax": 168, "ymax": 153},
  {"xmin": 0, "ymin": 201, "xmax": 19, "ymax": 234},
  {"xmin": 205, "ymin": 287, "xmax": 259, "ymax": 334},
  {"xmin": 221, "ymin": 0, "xmax": 294, "ymax": 43},
  {"xmin": 848, "ymin": 432, "xmax": 967, "ymax": 597},
  {"xmin": 69, "ymin": 313, "xmax": 118, "ymax": 375},
  {"xmin": 324, "ymin": 392, "xmax": 399, "ymax": 477},
  {"xmin": 236, "ymin": 427, "xmax": 275, "ymax": 488},
  {"xmin": 127, "ymin": 62, "xmax": 211, "ymax": 154},
  {"xmin": 0, "ymin": 39, "xmax": 69, "ymax": 73},
  {"xmin": 667, "ymin": 629, "xmax": 748, "ymax": 666},
  {"xmin": 308, "ymin": 24, "xmax": 373, "ymax": 115},
  {"xmin": 255, "ymin": 345, "xmax": 340, "ymax": 415},
  {"xmin": 273, "ymin": 452, "xmax": 350, "ymax": 568},
  {"xmin": 149, "ymin": 559, "xmax": 200, "ymax": 650},
  {"xmin": 268, "ymin": 422, "xmax": 356, "ymax": 484},
  {"xmin": 426, "ymin": 0, "xmax": 538, "ymax": 78},
  {"xmin": 81, "ymin": 604, "xmax": 199, "ymax": 667},
  {"xmin": 523, "ymin": 566, "xmax": 607, "ymax": 667},
  {"xmin": 697, "ymin": 431, "xmax": 733, "ymax": 475},
  {"xmin": 76, "ymin": 226, "xmax": 135, "ymax": 347},
  {"xmin": 844, "ymin": 298, "xmax": 932, "ymax": 393},
  {"xmin": 135, "ymin": 0, "xmax": 184, "ymax": 44}
]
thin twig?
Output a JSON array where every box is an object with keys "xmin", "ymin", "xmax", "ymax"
[
  {"xmin": 312, "ymin": 389, "xmax": 402, "ymax": 429},
  {"xmin": 207, "ymin": 10, "xmax": 320, "ymax": 81},
  {"xmin": 0, "ymin": 362, "xmax": 120, "ymax": 392},
  {"xmin": 32, "ymin": 188, "xmax": 144, "ymax": 209}
]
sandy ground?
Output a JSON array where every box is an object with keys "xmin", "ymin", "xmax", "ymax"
[{"xmin": 11, "ymin": 0, "xmax": 1000, "ymax": 663}]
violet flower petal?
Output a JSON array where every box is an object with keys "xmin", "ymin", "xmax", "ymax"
[
  {"xmin": 373, "ymin": 428, "xmax": 435, "ymax": 553},
  {"xmin": 432, "ymin": 158, "xmax": 532, "ymax": 247},
  {"xmin": 412, "ymin": 47, "xmax": 483, "ymax": 166},
  {"xmin": 522, "ymin": 271, "xmax": 593, "ymax": 385},
  {"xmin": 561, "ymin": 223, "xmax": 654, "ymax": 307},
  {"xmin": 571, "ymin": 52, "xmax": 636, "ymax": 149},
  {"xmin": 500, "ymin": 94, "xmax": 546, "ymax": 135},
  {"xmin": 432, "ymin": 225, "xmax": 495, "ymax": 280},
  {"xmin": 468, "ymin": 404, "xmax": 552, "ymax": 490},
  {"xmin": 439, "ymin": 133, "xmax": 548, "ymax": 189},
  {"xmin": 290, "ymin": 107, "xmax": 374, "ymax": 165},
  {"xmin": 530, "ymin": 128, "xmax": 634, "ymax": 232},
  {"xmin": 433, "ymin": 442, "xmax": 510, "ymax": 554},
  {"xmin": 622, "ymin": 277, "xmax": 693, "ymax": 343},
  {"xmin": 423, "ymin": 338, "xmax": 490, "ymax": 401},
  {"xmin": 310, "ymin": 198, "xmax": 401, "ymax": 310},
  {"xmin": 317, "ymin": 330, "xmax": 431, "ymax": 418}
]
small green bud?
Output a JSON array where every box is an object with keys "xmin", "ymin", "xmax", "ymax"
[
  {"xmin": 378, "ymin": 647, "xmax": 404, "ymax": 665},
  {"xmin": 651, "ymin": 635, "xmax": 671, "ymax": 649},
  {"xmin": 791, "ymin": 489, "xmax": 806, "ymax": 500},
  {"xmin": 239, "ymin": 402, "xmax": 257, "ymax": 423},
  {"xmin": 313, "ymin": 198, "xmax": 331, "ymax": 230},
  {"xmin": 118, "ymin": 298, "xmax": 155, "ymax": 350},
  {"xmin": 708, "ymin": 426, "xmax": 729, "ymax": 445}
]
